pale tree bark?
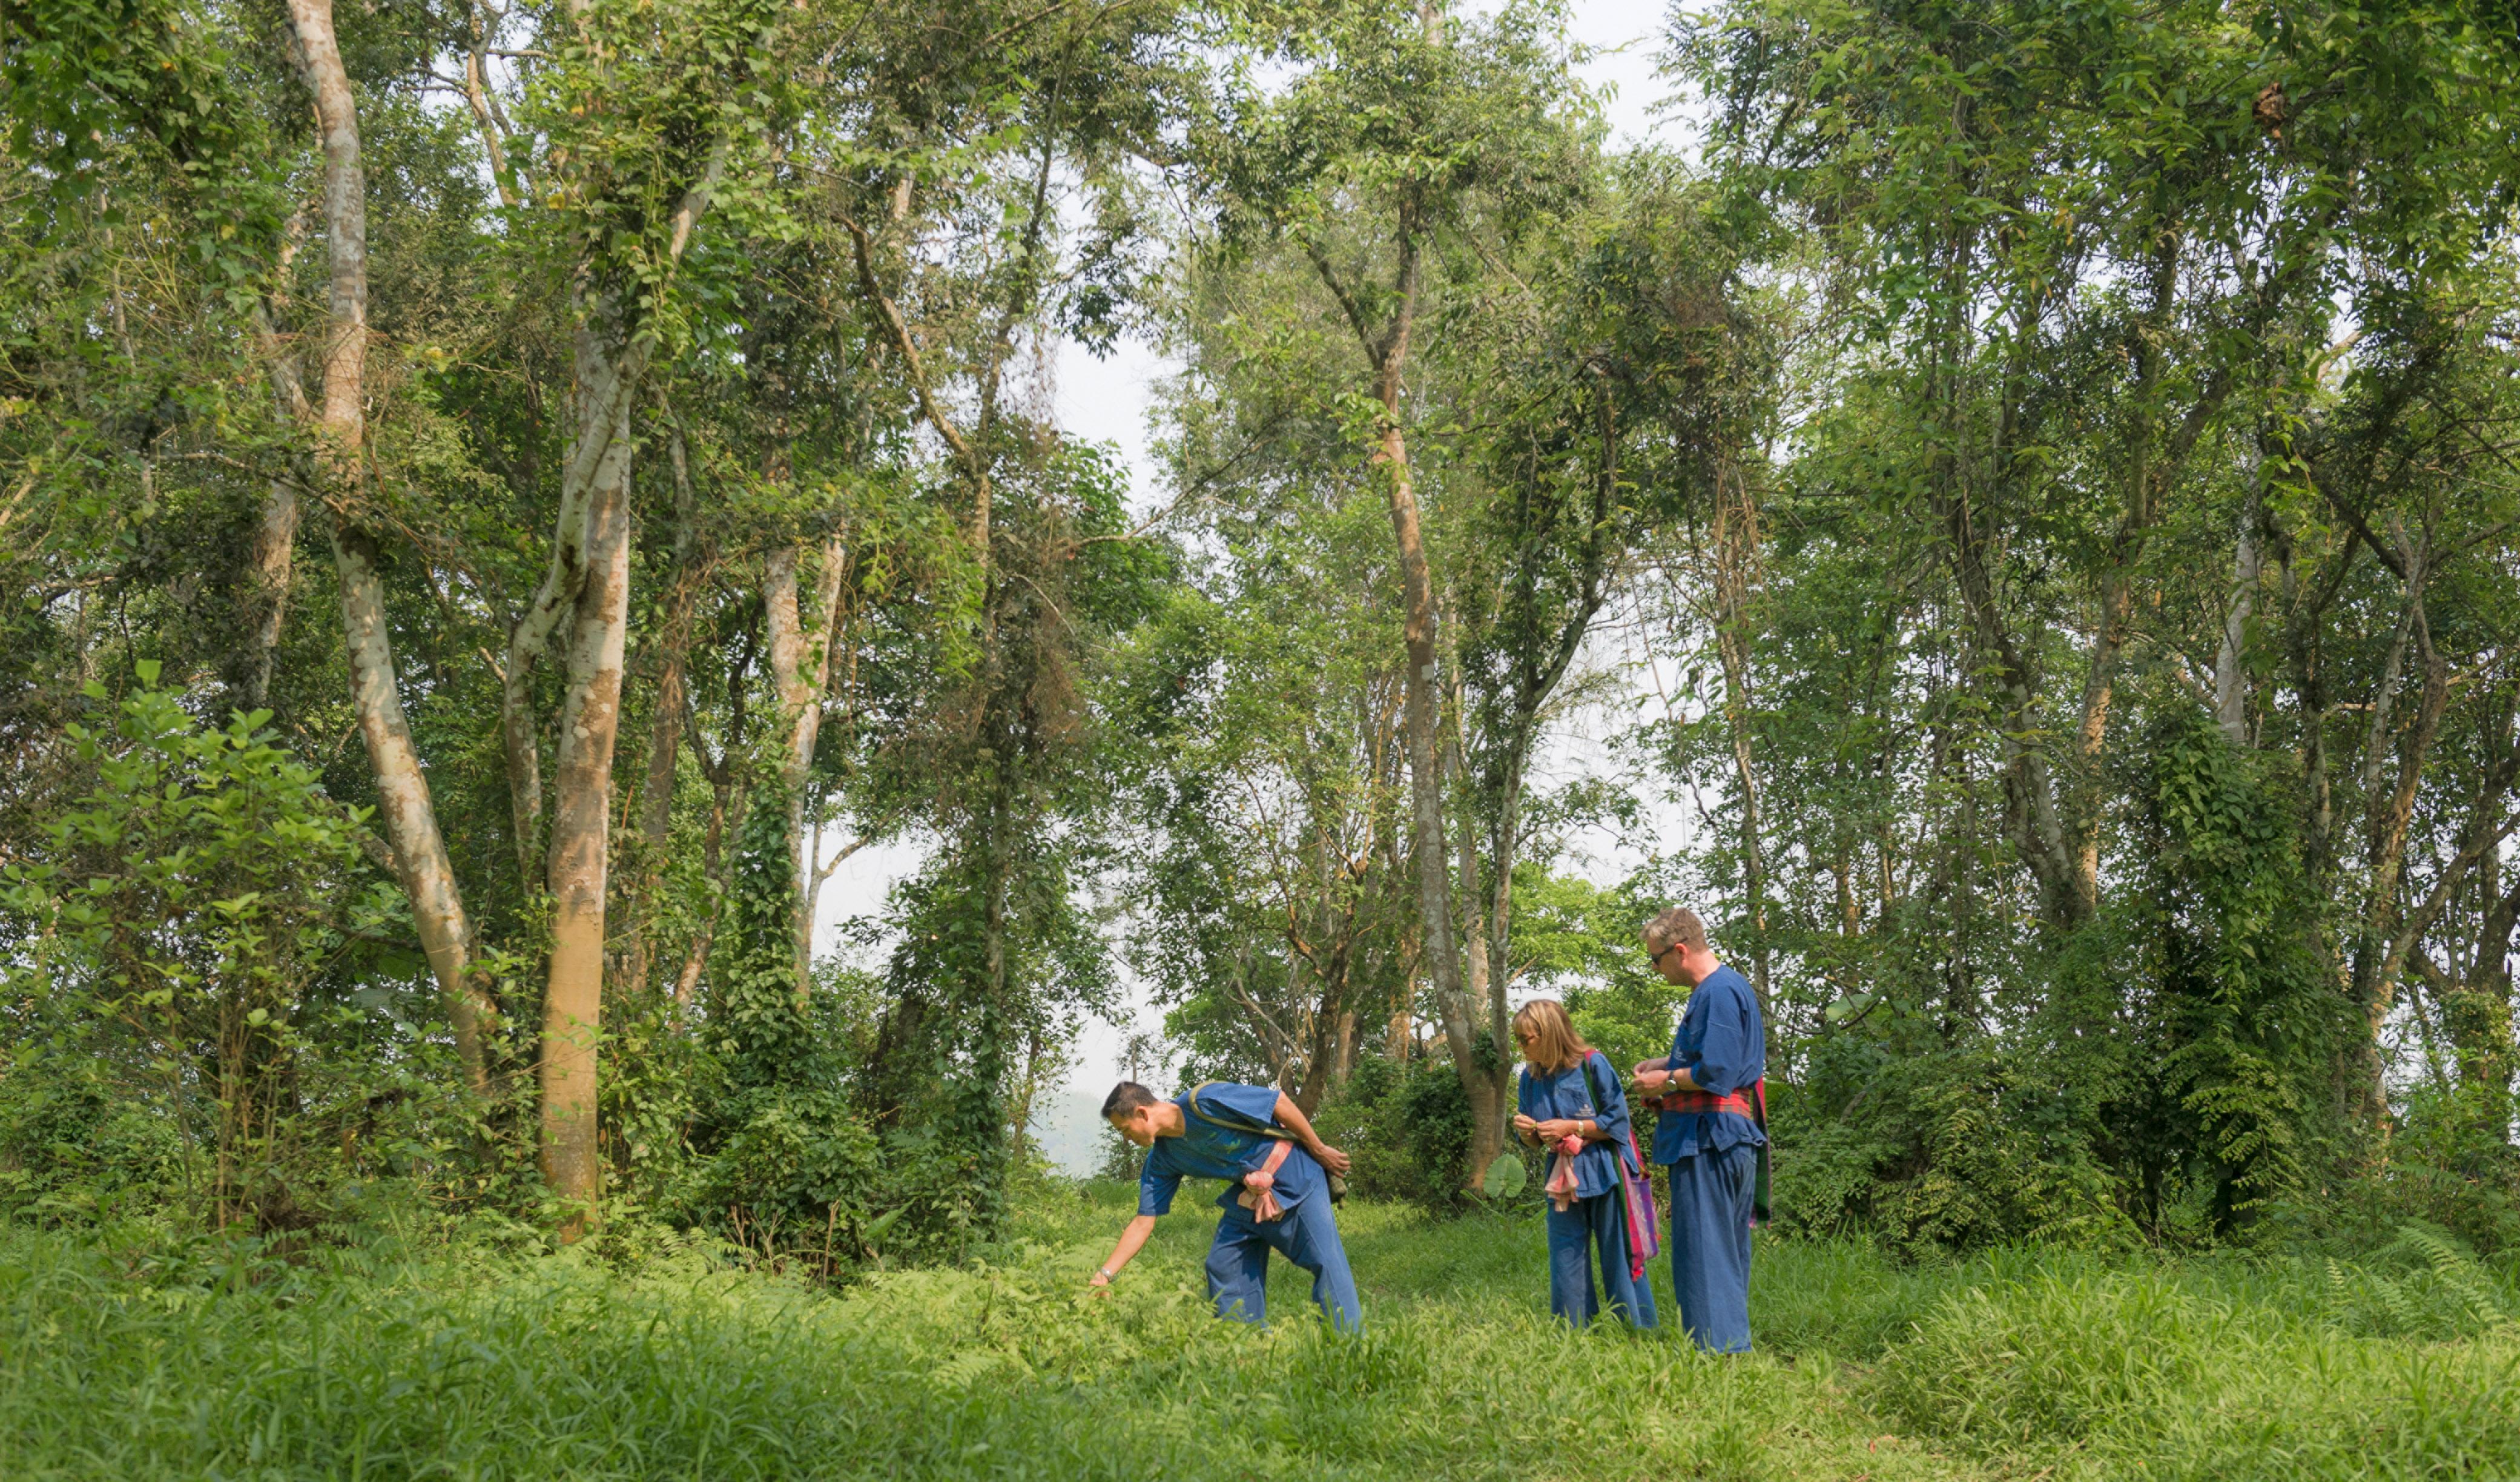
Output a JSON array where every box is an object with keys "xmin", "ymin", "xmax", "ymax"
[
  {"xmin": 287, "ymin": 0, "xmax": 495, "ymax": 1099},
  {"xmin": 763, "ymin": 532, "xmax": 850, "ymax": 990},
  {"xmin": 2214, "ymin": 447, "xmax": 2264, "ymax": 747},
  {"xmin": 539, "ymin": 316, "xmax": 634, "ymax": 1226},
  {"xmin": 497, "ymin": 345, "xmax": 632, "ymax": 896},
  {"xmin": 1447, "ymin": 673, "xmax": 1495, "ymax": 1044},
  {"xmin": 536, "ymin": 133, "xmax": 729, "ymax": 1236},
  {"xmin": 802, "ymin": 818, "xmax": 868, "ymax": 964},
  {"xmin": 457, "ymin": 0, "xmax": 523, "ymax": 211},
  {"xmin": 506, "ymin": 138, "xmax": 732, "ymax": 904},
  {"xmin": 500, "ymin": 629, "xmax": 552, "ymax": 893}
]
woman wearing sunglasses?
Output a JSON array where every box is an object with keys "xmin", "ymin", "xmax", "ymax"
[{"xmin": 1509, "ymin": 999, "xmax": 1658, "ymax": 1331}]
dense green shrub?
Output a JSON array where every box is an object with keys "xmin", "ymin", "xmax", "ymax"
[
  {"xmin": 2372, "ymin": 1086, "xmax": 2520, "ymax": 1255},
  {"xmin": 1313, "ymin": 1054, "xmax": 1476, "ymax": 1209},
  {"xmin": 0, "ymin": 1060, "xmax": 182, "ymax": 1224},
  {"xmin": 0, "ymin": 671, "xmax": 455, "ymax": 1232},
  {"xmin": 1775, "ymin": 1033, "xmax": 2133, "ymax": 1254},
  {"xmin": 602, "ymin": 787, "xmax": 911, "ymax": 1271}
]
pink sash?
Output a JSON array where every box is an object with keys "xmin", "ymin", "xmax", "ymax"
[
  {"xmin": 1544, "ymin": 1134, "xmax": 1585, "ymax": 1212},
  {"xmin": 1237, "ymin": 1137, "xmax": 1294, "ymax": 1221}
]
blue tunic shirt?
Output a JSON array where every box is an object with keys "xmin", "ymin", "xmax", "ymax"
[
  {"xmin": 1137, "ymin": 1082, "xmax": 1325, "ymax": 1217},
  {"xmin": 1516, "ymin": 1050, "xmax": 1641, "ymax": 1200},
  {"xmin": 1651, "ymin": 963, "xmax": 1767, "ymax": 1165}
]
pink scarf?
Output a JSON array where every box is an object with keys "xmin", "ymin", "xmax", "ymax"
[
  {"xmin": 1237, "ymin": 1138, "xmax": 1294, "ymax": 1221},
  {"xmin": 1544, "ymin": 1134, "xmax": 1585, "ymax": 1212}
]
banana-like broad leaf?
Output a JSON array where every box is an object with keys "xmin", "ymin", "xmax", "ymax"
[{"xmin": 1482, "ymin": 1153, "xmax": 1527, "ymax": 1199}]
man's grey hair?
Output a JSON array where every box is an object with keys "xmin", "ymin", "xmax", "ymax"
[{"xmin": 1644, "ymin": 907, "xmax": 1708, "ymax": 953}]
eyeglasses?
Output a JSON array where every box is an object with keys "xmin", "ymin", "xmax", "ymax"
[{"xmin": 1649, "ymin": 941, "xmax": 1681, "ymax": 969}]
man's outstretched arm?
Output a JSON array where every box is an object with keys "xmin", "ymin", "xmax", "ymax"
[
  {"xmin": 1272, "ymin": 1092, "xmax": 1351, "ymax": 1177},
  {"xmin": 1091, "ymin": 1214, "xmax": 1157, "ymax": 1286}
]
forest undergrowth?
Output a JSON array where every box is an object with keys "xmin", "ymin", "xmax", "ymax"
[{"xmin": 6, "ymin": 1183, "xmax": 2518, "ymax": 1482}]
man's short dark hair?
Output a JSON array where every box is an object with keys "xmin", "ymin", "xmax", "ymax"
[{"xmin": 1102, "ymin": 1081, "xmax": 1161, "ymax": 1119}]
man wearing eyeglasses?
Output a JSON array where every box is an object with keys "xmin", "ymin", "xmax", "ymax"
[{"xmin": 1629, "ymin": 906, "xmax": 1767, "ymax": 1352}]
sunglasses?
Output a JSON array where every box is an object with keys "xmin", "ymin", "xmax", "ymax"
[{"xmin": 1649, "ymin": 940, "xmax": 1682, "ymax": 968}]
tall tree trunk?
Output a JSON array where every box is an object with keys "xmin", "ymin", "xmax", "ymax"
[
  {"xmin": 1293, "ymin": 927, "xmax": 1355, "ymax": 1114},
  {"xmin": 530, "ymin": 125, "xmax": 725, "ymax": 1234},
  {"xmin": 2349, "ymin": 542, "xmax": 2448, "ymax": 1129},
  {"xmin": 2214, "ymin": 449, "xmax": 2264, "ymax": 746},
  {"xmin": 238, "ymin": 467, "xmax": 301, "ymax": 715},
  {"xmin": 1290, "ymin": 805, "xmax": 1359, "ymax": 1114},
  {"xmin": 288, "ymin": 0, "xmax": 493, "ymax": 1099},
  {"xmin": 1305, "ymin": 170, "xmax": 1496, "ymax": 1181},
  {"xmin": 764, "ymin": 533, "xmax": 849, "ymax": 991},
  {"xmin": 975, "ymin": 772, "xmax": 1015, "ymax": 1205},
  {"xmin": 234, "ymin": 210, "xmax": 312, "ymax": 716},
  {"xmin": 500, "ymin": 629, "xmax": 552, "ymax": 893},
  {"xmin": 539, "ymin": 315, "xmax": 635, "ymax": 1236},
  {"xmin": 2286, "ymin": 536, "xmax": 2352, "ymax": 886},
  {"xmin": 1369, "ymin": 289, "xmax": 1496, "ymax": 1181}
]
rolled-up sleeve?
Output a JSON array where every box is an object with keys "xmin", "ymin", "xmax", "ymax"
[
  {"xmin": 1137, "ymin": 1155, "xmax": 1181, "ymax": 1216},
  {"xmin": 1693, "ymin": 989, "xmax": 1753, "ymax": 1096}
]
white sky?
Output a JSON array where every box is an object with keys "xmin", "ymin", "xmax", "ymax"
[{"xmin": 811, "ymin": 1, "xmax": 1705, "ymax": 1168}]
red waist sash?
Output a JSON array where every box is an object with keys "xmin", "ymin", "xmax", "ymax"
[{"xmin": 1658, "ymin": 1079, "xmax": 1761, "ymax": 1118}]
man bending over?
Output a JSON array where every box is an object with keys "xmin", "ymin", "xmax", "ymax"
[{"xmin": 1090, "ymin": 1080, "xmax": 1362, "ymax": 1333}]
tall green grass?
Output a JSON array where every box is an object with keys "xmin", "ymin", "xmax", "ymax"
[{"xmin": 3, "ymin": 1183, "xmax": 2515, "ymax": 1480}]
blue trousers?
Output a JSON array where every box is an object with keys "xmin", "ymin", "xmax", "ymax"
[
  {"xmin": 1205, "ymin": 1192, "xmax": 1363, "ymax": 1334},
  {"xmin": 1546, "ymin": 1190, "xmax": 1659, "ymax": 1330},
  {"xmin": 1668, "ymin": 1142, "xmax": 1757, "ymax": 1352}
]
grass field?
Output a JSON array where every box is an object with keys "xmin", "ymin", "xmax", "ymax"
[{"xmin": 5, "ymin": 1182, "xmax": 2519, "ymax": 1480}]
